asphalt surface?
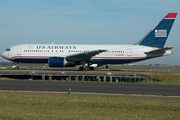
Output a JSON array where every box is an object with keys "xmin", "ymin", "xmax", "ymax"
[{"xmin": 0, "ymin": 80, "xmax": 180, "ymax": 97}]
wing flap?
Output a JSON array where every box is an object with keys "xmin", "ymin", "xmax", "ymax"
[{"xmin": 66, "ymin": 49, "xmax": 106, "ymax": 61}]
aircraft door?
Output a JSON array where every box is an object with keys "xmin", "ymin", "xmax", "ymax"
[
  {"xmin": 127, "ymin": 49, "xmax": 132, "ymax": 56},
  {"xmin": 68, "ymin": 50, "xmax": 71, "ymax": 55},
  {"xmin": 17, "ymin": 47, "xmax": 21, "ymax": 55}
]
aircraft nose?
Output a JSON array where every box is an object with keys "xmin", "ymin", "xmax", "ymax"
[
  {"xmin": 1, "ymin": 51, "xmax": 8, "ymax": 60},
  {"xmin": 1, "ymin": 52, "xmax": 5, "ymax": 58}
]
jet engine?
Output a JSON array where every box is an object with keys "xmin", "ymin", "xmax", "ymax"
[{"xmin": 48, "ymin": 57, "xmax": 75, "ymax": 67}]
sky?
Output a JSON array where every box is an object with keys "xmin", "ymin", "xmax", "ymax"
[{"xmin": 0, "ymin": 0, "xmax": 180, "ymax": 65}]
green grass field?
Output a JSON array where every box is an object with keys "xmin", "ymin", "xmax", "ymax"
[
  {"xmin": 135, "ymin": 73, "xmax": 180, "ymax": 85},
  {"xmin": 0, "ymin": 93, "xmax": 180, "ymax": 120},
  {"xmin": 137, "ymin": 79, "xmax": 180, "ymax": 85},
  {"xmin": 1, "ymin": 64, "xmax": 180, "ymax": 70},
  {"xmin": 100, "ymin": 65, "xmax": 180, "ymax": 70}
]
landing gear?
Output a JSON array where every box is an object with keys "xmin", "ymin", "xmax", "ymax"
[
  {"xmin": 79, "ymin": 67, "xmax": 84, "ymax": 71},
  {"xmin": 12, "ymin": 62, "xmax": 19, "ymax": 70},
  {"xmin": 79, "ymin": 66, "xmax": 94, "ymax": 71},
  {"xmin": 79, "ymin": 61, "xmax": 95, "ymax": 71},
  {"xmin": 15, "ymin": 66, "xmax": 19, "ymax": 70},
  {"xmin": 104, "ymin": 65, "xmax": 109, "ymax": 69},
  {"xmin": 89, "ymin": 67, "xmax": 94, "ymax": 70},
  {"xmin": 85, "ymin": 66, "xmax": 89, "ymax": 71}
]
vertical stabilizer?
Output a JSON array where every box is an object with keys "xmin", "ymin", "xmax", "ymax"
[{"xmin": 136, "ymin": 13, "xmax": 177, "ymax": 48}]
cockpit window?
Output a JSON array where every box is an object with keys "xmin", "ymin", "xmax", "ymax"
[{"xmin": 5, "ymin": 48, "xmax": 10, "ymax": 51}]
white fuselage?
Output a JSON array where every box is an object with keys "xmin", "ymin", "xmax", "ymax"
[{"xmin": 2, "ymin": 44, "xmax": 171, "ymax": 65}]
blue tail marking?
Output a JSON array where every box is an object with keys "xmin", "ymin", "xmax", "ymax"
[{"xmin": 136, "ymin": 13, "xmax": 177, "ymax": 48}]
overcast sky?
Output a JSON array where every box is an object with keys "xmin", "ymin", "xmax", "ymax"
[{"xmin": 0, "ymin": 0, "xmax": 180, "ymax": 65}]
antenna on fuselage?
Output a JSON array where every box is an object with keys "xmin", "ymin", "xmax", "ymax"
[{"xmin": 52, "ymin": 42, "xmax": 54, "ymax": 44}]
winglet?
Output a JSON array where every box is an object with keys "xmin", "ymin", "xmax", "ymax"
[{"xmin": 164, "ymin": 13, "xmax": 178, "ymax": 19}]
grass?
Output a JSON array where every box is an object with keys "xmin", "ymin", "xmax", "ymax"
[
  {"xmin": 0, "ymin": 93, "xmax": 180, "ymax": 120},
  {"xmin": 98, "ymin": 65, "xmax": 180, "ymax": 70},
  {"xmin": 136, "ymin": 73, "xmax": 180, "ymax": 81},
  {"xmin": 0, "ymin": 77, "xmax": 20, "ymax": 80},
  {"xmin": 153, "ymin": 80, "xmax": 180, "ymax": 85},
  {"xmin": 137, "ymin": 79, "xmax": 180, "ymax": 85},
  {"xmin": 0, "ymin": 65, "xmax": 77, "ymax": 69},
  {"xmin": 135, "ymin": 73, "xmax": 180, "ymax": 85},
  {"xmin": 1, "ymin": 65, "xmax": 180, "ymax": 70}
]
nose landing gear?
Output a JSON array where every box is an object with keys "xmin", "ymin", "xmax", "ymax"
[{"xmin": 12, "ymin": 62, "xmax": 19, "ymax": 70}]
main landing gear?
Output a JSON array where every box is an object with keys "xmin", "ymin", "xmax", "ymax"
[
  {"xmin": 79, "ymin": 61, "xmax": 94, "ymax": 71},
  {"xmin": 104, "ymin": 65, "xmax": 109, "ymax": 69},
  {"xmin": 79, "ymin": 66, "xmax": 94, "ymax": 71}
]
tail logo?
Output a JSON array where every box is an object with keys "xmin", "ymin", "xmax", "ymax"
[{"xmin": 155, "ymin": 30, "xmax": 167, "ymax": 37}]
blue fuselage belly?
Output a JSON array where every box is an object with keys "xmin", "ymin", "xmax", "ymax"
[
  {"xmin": 13, "ymin": 58, "xmax": 48, "ymax": 63},
  {"xmin": 91, "ymin": 59, "xmax": 145, "ymax": 64},
  {"xmin": 12, "ymin": 58, "xmax": 146, "ymax": 64}
]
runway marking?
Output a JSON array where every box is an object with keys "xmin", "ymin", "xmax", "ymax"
[{"xmin": 0, "ymin": 90, "xmax": 180, "ymax": 98}]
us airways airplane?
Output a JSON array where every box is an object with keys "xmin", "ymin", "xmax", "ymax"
[{"xmin": 1, "ymin": 13, "xmax": 178, "ymax": 70}]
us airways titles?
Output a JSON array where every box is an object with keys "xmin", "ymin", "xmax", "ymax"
[{"xmin": 37, "ymin": 46, "xmax": 76, "ymax": 49}]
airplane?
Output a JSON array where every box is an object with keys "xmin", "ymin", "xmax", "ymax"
[{"xmin": 1, "ymin": 13, "xmax": 178, "ymax": 70}]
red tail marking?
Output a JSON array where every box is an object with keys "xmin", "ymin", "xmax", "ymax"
[{"xmin": 165, "ymin": 13, "xmax": 178, "ymax": 18}]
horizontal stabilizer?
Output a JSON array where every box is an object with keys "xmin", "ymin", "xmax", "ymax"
[{"xmin": 144, "ymin": 47, "xmax": 173, "ymax": 54}]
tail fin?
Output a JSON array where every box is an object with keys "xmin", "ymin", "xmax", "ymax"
[{"xmin": 136, "ymin": 13, "xmax": 177, "ymax": 48}]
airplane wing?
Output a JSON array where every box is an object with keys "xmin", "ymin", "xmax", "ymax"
[
  {"xmin": 66, "ymin": 49, "xmax": 107, "ymax": 62},
  {"xmin": 144, "ymin": 47, "xmax": 173, "ymax": 54}
]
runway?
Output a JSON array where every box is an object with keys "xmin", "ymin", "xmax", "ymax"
[
  {"xmin": 1, "ymin": 69, "xmax": 180, "ymax": 98},
  {"xmin": 0, "ymin": 80, "xmax": 180, "ymax": 98}
]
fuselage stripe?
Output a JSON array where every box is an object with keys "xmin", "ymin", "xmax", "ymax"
[
  {"xmin": 11, "ymin": 56, "xmax": 147, "ymax": 61},
  {"xmin": 10, "ymin": 56, "xmax": 50, "ymax": 60},
  {"xmin": 92, "ymin": 57, "xmax": 146, "ymax": 59}
]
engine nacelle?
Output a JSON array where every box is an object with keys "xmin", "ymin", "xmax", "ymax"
[{"xmin": 48, "ymin": 57, "xmax": 75, "ymax": 67}]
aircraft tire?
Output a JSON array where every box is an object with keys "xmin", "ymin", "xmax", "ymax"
[
  {"xmin": 85, "ymin": 67, "xmax": 89, "ymax": 71},
  {"xmin": 15, "ymin": 67, "xmax": 19, "ymax": 70},
  {"xmin": 79, "ymin": 67, "xmax": 84, "ymax": 71},
  {"xmin": 89, "ymin": 67, "xmax": 94, "ymax": 70},
  {"xmin": 106, "ymin": 65, "xmax": 109, "ymax": 69}
]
